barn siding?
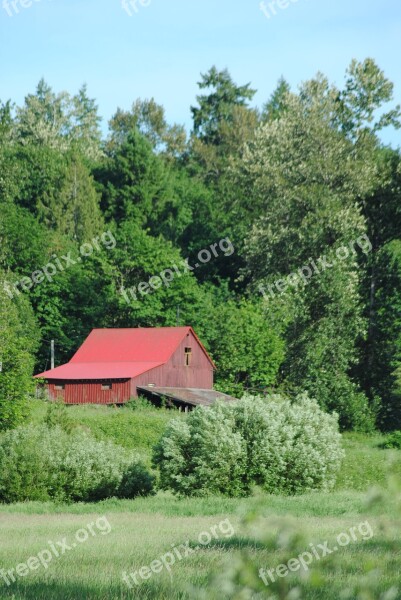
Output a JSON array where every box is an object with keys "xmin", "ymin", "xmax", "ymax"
[
  {"xmin": 48, "ymin": 380, "xmax": 131, "ymax": 404},
  {"xmin": 131, "ymin": 331, "xmax": 214, "ymax": 397}
]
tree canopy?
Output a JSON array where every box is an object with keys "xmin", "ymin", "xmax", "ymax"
[{"xmin": 1, "ymin": 58, "xmax": 401, "ymax": 431}]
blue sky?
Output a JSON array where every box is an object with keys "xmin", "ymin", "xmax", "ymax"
[{"xmin": 0, "ymin": 0, "xmax": 400, "ymax": 145}]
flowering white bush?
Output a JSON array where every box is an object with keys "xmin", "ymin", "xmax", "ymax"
[
  {"xmin": 153, "ymin": 393, "xmax": 344, "ymax": 497},
  {"xmin": 0, "ymin": 424, "xmax": 153, "ymax": 502},
  {"xmin": 53, "ymin": 432, "xmax": 132, "ymax": 501},
  {"xmin": 235, "ymin": 393, "xmax": 345, "ymax": 494},
  {"xmin": 153, "ymin": 404, "xmax": 247, "ymax": 497}
]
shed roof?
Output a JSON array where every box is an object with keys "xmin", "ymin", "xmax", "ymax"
[
  {"xmin": 35, "ymin": 327, "xmax": 214, "ymax": 380},
  {"xmin": 137, "ymin": 386, "xmax": 238, "ymax": 407}
]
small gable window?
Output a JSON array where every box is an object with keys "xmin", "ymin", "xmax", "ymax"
[
  {"xmin": 185, "ymin": 347, "xmax": 192, "ymax": 367},
  {"xmin": 101, "ymin": 383, "xmax": 112, "ymax": 391},
  {"xmin": 55, "ymin": 384, "xmax": 65, "ymax": 391}
]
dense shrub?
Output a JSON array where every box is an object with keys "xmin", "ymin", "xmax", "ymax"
[
  {"xmin": 305, "ymin": 374, "xmax": 375, "ymax": 433},
  {"xmin": 0, "ymin": 424, "xmax": 154, "ymax": 503},
  {"xmin": 125, "ymin": 396, "xmax": 155, "ymax": 411},
  {"xmin": 153, "ymin": 394, "xmax": 344, "ymax": 497},
  {"xmin": 380, "ymin": 430, "xmax": 401, "ymax": 449},
  {"xmin": 154, "ymin": 404, "xmax": 247, "ymax": 497},
  {"xmin": 234, "ymin": 394, "xmax": 345, "ymax": 494},
  {"xmin": 44, "ymin": 400, "xmax": 75, "ymax": 433},
  {"xmin": 118, "ymin": 463, "xmax": 155, "ymax": 498},
  {"xmin": 56, "ymin": 432, "xmax": 131, "ymax": 502},
  {"xmin": 0, "ymin": 425, "xmax": 60, "ymax": 502}
]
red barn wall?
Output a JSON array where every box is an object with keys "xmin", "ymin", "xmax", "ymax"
[
  {"xmin": 131, "ymin": 330, "xmax": 214, "ymax": 396},
  {"xmin": 48, "ymin": 379, "xmax": 131, "ymax": 405}
]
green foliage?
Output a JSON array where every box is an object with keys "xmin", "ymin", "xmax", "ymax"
[
  {"xmin": 100, "ymin": 219, "xmax": 235, "ymax": 341},
  {"xmin": 191, "ymin": 66, "xmax": 256, "ymax": 145},
  {"xmin": 118, "ymin": 462, "xmax": 156, "ymax": 499},
  {"xmin": 125, "ymin": 396, "xmax": 156, "ymax": 411},
  {"xmin": 338, "ymin": 58, "xmax": 401, "ymax": 137},
  {"xmin": 0, "ymin": 271, "xmax": 38, "ymax": 431},
  {"xmin": 56, "ymin": 430, "xmax": 130, "ymax": 502},
  {"xmin": 108, "ymin": 98, "xmax": 186, "ymax": 158},
  {"xmin": 207, "ymin": 300, "xmax": 285, "ymax": 396},
  {"xmin": 230, "ymin": 66, "xmax": 388, "ymax": 429},
  {"xmin": 0, "ymin": 202, "xmax": 50, "ymax": 273},
  {"xmin": 0, "ymin": 425, "xmax": 57, "ymax": 501},
  {"xmin": 237, "ymin": 394, "xmax": 345, "ymax": 494},
  {"xmin": 28, "ymin": 402, "xmax": 399, "ymax": 493},
  {"xmin": 98, "ymin": 130, "xmax": 190, "ymax": 240},
  {"xmin": 362, "ymin": 240, "xmax": 401, "ymax": 429},
  {"xmin": 262, "ymin": 76, "xmax": 291, "ymax": 122},
  {"xmin": 1, "ymin": 61, "xmax": 401, "ymax": 436},
  {"xmin": 28, "ymin": 400, "xmax": 179, "ymax": 458},
  {"xmin": 0, "ymin": 143, "xmax": 66, "ymax": 213},
  {"xmin": 153, "ymin": 404, "xmax": 248, "ymax": 497},
  {"xmin": 0, "ymin": 424, "xmax": 154, "ymax": 503},
  {"xmin": 1, "ymin": 432, "xmax": 400, "ymax": 512},
  {"xmin": 44, "ymin": 152, "xmax": 104, "ymax": 242},
  {"xmin": 380, "ymin": 430, "xmax": 401, "ymax": 449},
  {"xmin": 44, "ymin": 400, "xmax": 75, "ymax": 434},
  {"xmin": 14, "ymin": 79, "xmax": 102, "ymax": 159},
  {"xmin": 153, "ymin": 394, "xmax": 344, "ymax": 497}
]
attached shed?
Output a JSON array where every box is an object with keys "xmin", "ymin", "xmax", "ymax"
[
  {"xmin": 35, "ymin": 327, "xmax": 219, "ymax": 406},
  {"xmin": 137, "ymin": 386, "xmax": 238, "ymax": 411}
]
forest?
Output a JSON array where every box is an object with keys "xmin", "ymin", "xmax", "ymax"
[{"xmin": 1, "ymin": 57, "xmax": 401, "ymax": 434}]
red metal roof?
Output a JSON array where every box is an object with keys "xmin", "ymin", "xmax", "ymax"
[
  {"xmin": 35, "ymin": 327, "xmax": 214, "ymax": 380},
  {"xmin": 70, "ymin": 327, "xmax": 195, "ymax": 363},
  {"xmin": 36, "ymin": 362, "xmax": 163, "ymax": 380}
]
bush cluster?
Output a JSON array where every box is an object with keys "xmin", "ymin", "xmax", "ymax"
[
  {"xmin": 380, "ymin": 430, "xmax": 401, "ymax": 449},
  {"xmin": 0, "ymin": 424, "xmax": 154, "ymax": 503},
  {"xmin": 153, "ymin": 394, "xmax": 344, "ymax": 497}
]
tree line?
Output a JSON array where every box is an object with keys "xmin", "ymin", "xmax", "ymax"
[{"xmin": 1, "ymin": 58, "xmax": 401, "ymax": 432}]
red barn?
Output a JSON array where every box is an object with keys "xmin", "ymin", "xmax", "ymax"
[{"xmin": 35, "ymin": 327, "xmax": 236, "ymax": 409}]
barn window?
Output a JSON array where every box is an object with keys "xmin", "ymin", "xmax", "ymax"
[
  {"xmin": 185, "ymin": 347, "xmax": 192, "ymax": 366},
  {"xmin": 55, "ymin": 384, "xmax": 65, "ymax": 391},
  {"xmin": 101, "ymin": 383, "xmax": 112, "ymax": 391}
]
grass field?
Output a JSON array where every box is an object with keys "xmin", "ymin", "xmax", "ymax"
[
  {"xmin": 0, "ymin": 490, "xmax": 400, "ymax": 599},
  {"xmin": 0, "ymin": 401, "xmax": 400, "ymax": 599},
  {"xmin": 28, "ymin": 399, "xmax": 177, "ymax": 464}
]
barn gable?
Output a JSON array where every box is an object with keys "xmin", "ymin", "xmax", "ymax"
[{"xmin": 35, "ymin": 327, "xmax": 216, "ymax": 405}]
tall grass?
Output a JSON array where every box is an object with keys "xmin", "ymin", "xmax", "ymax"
[
  {"xmin": 27, "ymin": 399, "xmax": 180, "ymax": 463},
  {"xmin": 1, "ymin": 406, "xmax": 400, "ymax": 599}
]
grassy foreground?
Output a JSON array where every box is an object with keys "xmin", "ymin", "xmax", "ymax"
[
  {"xmin": 0, "ymin": 490, "xmax": 400, "ymax": 599},
  {"xmin": 0, "ymin": 401, "xmax": 400, "ymax": 599}
]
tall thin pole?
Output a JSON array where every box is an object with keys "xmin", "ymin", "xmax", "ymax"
[{"xmin": 51, "ymin": 340, "xmax": 55, "ymax": 370}]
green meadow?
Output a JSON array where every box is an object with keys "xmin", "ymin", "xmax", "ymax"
[{"xmin": 0, "ymin": 402, "xmax": 400, "ymax": 599}]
